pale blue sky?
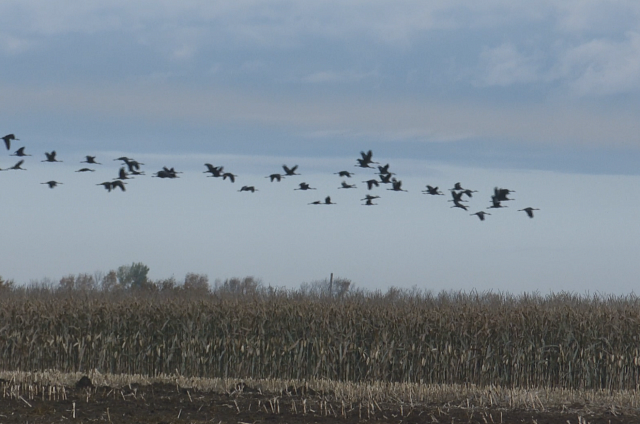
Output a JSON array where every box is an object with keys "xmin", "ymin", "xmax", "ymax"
[{"xmin": 1, "ymin": 1, "xmax": 639, "ymax": 293}]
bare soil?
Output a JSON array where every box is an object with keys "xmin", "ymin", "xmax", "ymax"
[{"xmin": 0, "ymin": 381, "xmax": 636, "ymax": 424}]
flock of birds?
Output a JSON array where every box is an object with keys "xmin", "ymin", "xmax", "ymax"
[{"xmin": 2, "ymin": 133, "xmax": 540, "ymax": 220}]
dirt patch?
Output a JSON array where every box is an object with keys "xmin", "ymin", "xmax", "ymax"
[{"xmin": 0, "ymin": 381, "xmax": 636, "ymax": 423}]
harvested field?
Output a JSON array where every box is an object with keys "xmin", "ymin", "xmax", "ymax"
[{"xmin": 0, "ymin": 371, "xmax": 638, "ymax": 423}]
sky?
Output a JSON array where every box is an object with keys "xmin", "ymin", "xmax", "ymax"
[{"xmin": 1, "ymin": 1, "xmax": 640, "ymax": 294}]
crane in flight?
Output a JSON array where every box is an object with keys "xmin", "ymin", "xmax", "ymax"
[
  {"xmin": 42, "ymin": 151, "xmax": 62, "ymax": 162},
  {"xmin": 266, "ymin": 173, "xmax": 285, "ymax": 182},
  {"xmin": 295, "ymin": 182, "xmax": 316, "ymax": 190},
  {"xmin": 334, "ymin": 170, "xmax": 354, "ymax": 178},
  {"xmin": 2, "ymin": 134, "xmax": 18, "ymax": 150},
  {"xmin": 81, "ymin": 156, "xmax": 101, "ymax": 165},
  {"xmin": 282, "ymin": 165, "xmax": 300, "ymax": 176},
  {"xmin": 422, "ymin": 185, "xmax": 444, "ymax": 195},
  {"xmin": 338, "ymin": 181, "xmax": 357, "ymax": 189},
  {"xmin": 309, "ymin": 196, "xmax": 335, "ymax": 205},
  {"xmin": 238, "ymin": 186, "xmax": 257, "ymax": 192},
  {"xmin": 41, "ymin": 181, "xmax": 62, "ymax": 189},
  {"xmin": 4, "ymin": 160, "xmax": 26, "ymax": 171},
  {"xmin": 11, "ymin": 147, "xmax": 30, "ymax": 157},
  {"xmin": 471, "ymin": 211, "xmax": 491, "ymax": 221},
  {"xmin": 518, "ymin": 207, "xmax": 540, "ymax": 218}
]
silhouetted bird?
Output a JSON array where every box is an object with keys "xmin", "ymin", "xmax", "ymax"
[
  {"xmin": 488, "ymin": 196, "xmax": 507, "ymax": 209},
  {"xmin": 42, "ymin": 151, "xmax": 62, "ymax": 162},
  {"xmin": 338, "ymin": 181, "xmax": 357, "ymax": 189},
  {"xmin": 282, "ymin": 165, "xmax": 300, "ymax": 176},
  {"xmin": 378, "ymin": 173, "xmax": 393, "ymax": 184},
  {"xmin": 11, "ymin": 147, "xmax": 30, "ymax": 157},
  {"xmin": 377, "ymin": 164, "xmax": 393, "ymax": 175},
  {"xmin": 266, "ymin": 173, "xmax": 285, "ymax": 182},
  {"xmin": 238, "ymin": 186, "xmax": 257, "ymax": 192},
  {"xmin": 471, "ymin": 211, "xmax": 491, "ymax": 221},
  {"xmin": 361, "ymin": 194, "xmax": 380, "ymax": 202},
  {"xmin": 4, "ymin": 160, "xmax": 25, "ymax": 171},
  {"xmin": 422, "ymin": 185, "xmax": 444, "ymax": 195},
  {"xmin": 451, "ymin": 201, "xmax": 469, "ymax": 210},
  {"xmin": 309, "ymin": 196, "xmax": 335, "ymax": 205},
  {"xmin": 295, "ymin": 182, "xmax": 316, "ymax": 190},
  {"xmin": 494, "ymin": 187, "xmax": 515, "ymax": 202},
  {"xmin": 115, "ymin": 167, "xmax": 131, "ymax": 180},
  {"xmin": 362, "ymin": 198, "xmax": 377, "ymax": 206},
  {"xmin": 204, "ymin": 163, "xmax": 224, "ymax": 177},
  {"xmin": 363, "ymin": 179, "xmax": 379, "ymax": 190},
  {"xmin": 222, "ymin": 172, "xmax": 237, "ymax": 183},
  {"xmin": 388, "ymin": 178, "xmax": 407, "ymax": 192},
  {"xmin": 450, "ymin": 182, "xmax": 467, "ymax": 191},
  {"xmin": 334, "ymin": 170, "xmax": 354, "ymax": 178},
  {"xmin": 97, "ymin": 181, "xmax": 126, "ymax": 192},
  {"xmin": 355, "ymin": 158, "xmax": 375, "ymax": 169},
  {"xmin": 449, "ymin": 190, "xmax": 468, "ymax": 204},
  {"xmin": 81, "ymin": 155, "xmax": 101, "ymax": 165},
  {"xmin": 518, "ymin": 207, "xmax": 540, "ymax": 218},
  {"xmin": 2, "ymin": 134, "xmax": 18, "ymax": 150},
  {"xmin": 76, "ymin": 168, "xmax": 95, "ymax": 172},
  {"xmin": 41, "ymin": 181, "xmax": 62, "ymax": 189}
]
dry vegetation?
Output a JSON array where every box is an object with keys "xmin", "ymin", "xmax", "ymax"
[{"xmin": 2, "ymin": 272, "xmax": 640, "ymax": 392}]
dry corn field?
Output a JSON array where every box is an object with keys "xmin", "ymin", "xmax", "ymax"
[{"xmin": 2, "ymin": 290, "xmax": 640, "ymax": 391}]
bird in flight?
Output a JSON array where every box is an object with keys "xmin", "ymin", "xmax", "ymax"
[
  {"xmin": 204, "ymin": 164, "xmax": 224, "ymax": 177},
  {"xmin": 266, "ymin": 173, "xmax": 285, "ymax": 182},
  {"xmin": 41, "ymin": 181, "xmax": 62, "ymax": 189},
  {"xmin": 422, "ymin": 185, "xmax": 444, "ymax": 195},
  {"xmin": 309, "ymin": 196, "xmax": 335, "ymax": 205},
  {"xmin": 238, "ymin": 186, "xmax": 257, "ymax": 192},
  {"xmin": 334, "ymin": 170, "xmax": 354, "ymax": 178},
  {"xmin": 363, "ymin": 179, "xmax": 380, "ymax": 190},
  {"xmin": 222, "ymin": 172, "xmax": 237, "ymax": 183},
  {"xmin": 338, "ymin": 181, "xmax": 357, "ymax": 189},
  {"xmin": 362, "ymin": 198, "xmax": 378, "ymax": 206},
  {"xmin": 76, "ymin": 168, "xmax": 95, "ymax": 172},
  {"xmin": 471, "ymin": 211, "xmax": 491, "ymax": 221},
  {"xmin": 11, "ymin": 147, "xmax": 30, "ymax": 157},
  {"xmin": 42, "ymin": 151, "xmax": 62, "ymax": 162},
  {"xmin": 282, "ymin": 165, "xmax": 300, "ymax": 176},
  {"xmin": 388, "ymin": 178, "xmax": 407, "ymax": 192},
  {"xmin": 4, "ymin": 160, "xmax": 26, "ymax": 171},
  {"xmin": 361, "ymin": 194, "xmax": 380, "ymax": 202},
  {"xmin": 81, "ymin": 155, "xmax": 101, "ymax": 165},
  {"xmin": 97, "ymin": 181, "xmax": 126, "ymax": 192},
  {"xmin": 2, "ymin": 134, "xmax": 18, "ymax": 150},
  {"xmin": 518, "ymin": 207, "xmax": 540, "ymax": 218},
  {"xmin": 295, "ymin": 182, "xmax": 316, "ymax": 190}
]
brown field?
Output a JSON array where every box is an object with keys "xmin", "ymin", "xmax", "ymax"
[
  {"xmin": 0, "ymin": 371, "xmax": 639, "ymax": 423},
  {"xmin": 2, "ymin": 284, "xmax": 640, "ymax": 422}
]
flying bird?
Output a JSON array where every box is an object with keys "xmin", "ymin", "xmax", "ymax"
[
  {"xmin": 41, "ymin": 181, "xmax": 62, "ymax": 189},
  {"xmin": 334, "ymin": 170, "xmax": 354, "ymax": 178},
  {"xmin": 266, "ymin": 173, "xmax": 285, "ymax": 182},
  {"xmin": 387, "ymin": 178, "xmax": 407, "ymax": 192},
  {"xmin": 238, "ymin": 186, "xmax": 257, "ymax": 192},
  {"xmin": 494, "ymin": 187, "xmax": 515, "ymax": 202},
  {"xmin": 115, "ymin": 167, "xmax": 131, "ymax": 180},
  {"xmin": 518, "ymin": 207, "xmax": 540, "ymax": 218},
  {"xmin": 2, "ymin": 134, "xmax": 18, "ymax": 150},
  {"xmin": 422, "ymin": 185, "xmax": 444, "ymax": 195},
  {"xmin": 309, "ymin": 196, "xmax": 335, "ymax": 205},
  {"xmin": 42, "ymin": 151, "xmax": 62, "ymax": 162},
  {"xmin": 338, "ymin": 181, "xmax": 357, "ymax": 189},
  {"xmin": 204, "ymin": 164, "xmax": 224, "ymax": 177},
  {"xmin": 11, "ymin": 147, "xmax": 30, "ymax": 157},
  {"xmin": 81, "ymin": 155, "xmax": 101, "ymax": 165},
  {"xmin": 76, "ymin": 168, "xmax": 95, "ymax": 172},
  {"xmin": 282, "ymin": 165, "xmax": 300, "ymax": 176},
  {"xmin": 4, "ymin": 160, "xmax": 26, "ymax": 171},
  {"xmin": 222, "ymin": 172, "xmax": 237, "ymax": 183},
  {"xmin": 295, "ymin": 182, "xmax": 316, "ymax": 190},
  {"xmin": 363, "ymin": 179, "xmax": 380, "ymax": 190},
  {"xmin": 361, "ymin": 194, "xmax": 380, "ymax": 202},
  {"xmin": 362, "ymin": 198, "xmax": 377, "ymax": 206},
  {"xmin": 97, "ymin": 181, "xmax": 126, "ymax": 192},
  {"xmin": 488, "ymin": 196, "xmax": 507, "ymax": 209},
  {"xmin": 471, "ymin": 211, "xmax": 491, "ymax": 221}
]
